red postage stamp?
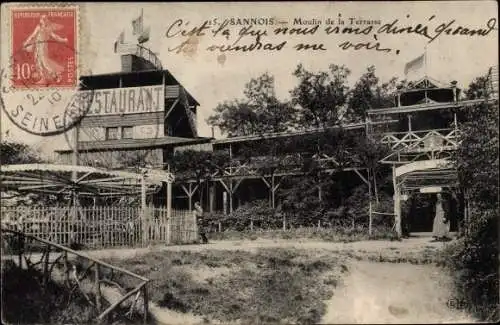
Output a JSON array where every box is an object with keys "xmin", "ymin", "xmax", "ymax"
[{"xmin": 11, "ymin": 7, "xmax": 77, "ymax": 89}]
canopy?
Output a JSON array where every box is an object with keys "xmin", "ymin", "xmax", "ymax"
[{"xmin": 0, "ymin": 164, "xmax": 174, "ymax": 197}]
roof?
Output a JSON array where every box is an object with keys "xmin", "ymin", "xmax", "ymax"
[
  {"xmin": 408, "ymin": 76, "xmax": 449, "ymax": 89},
  {"xmin": 80, "ymin": 69, "xmax": 200, "ymax": 106},
  {"xmin": 212, "ymin": 122, "xmax": 384, "ymax": 145},
  {"xmin": 367, "ymin": 98, "xmax": 494, "ymax": 116},
  {"xmin": 55, "ymin": 136, "xmax": 212, "ymax": 153}
]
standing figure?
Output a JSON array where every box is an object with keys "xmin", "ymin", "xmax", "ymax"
[
  {"xmin": 22, "ymin": 15, "xmax": 68, "ymax": 84},
  {"xmin": 432, "ymin": 193, "xmax": 450, "ymax": 241},
  {"xmin": 194, "ymin": 202, "xmax": 208, "ymax": 244}
]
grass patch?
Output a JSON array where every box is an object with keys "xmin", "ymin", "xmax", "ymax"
[
  {"xmin": 208, "ymin": 226, "xmax": 397, "ymax": 243},
  {"xmin": 104, "ymin": 248, "xmax": 346, "ymax": 324}
]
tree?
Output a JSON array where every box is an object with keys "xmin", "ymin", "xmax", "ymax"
[
  {"xmin": 464, "ymin": 75, "xmax": 491, "ymax": 100},
  {"xmin": 168, "ymin": 149, "xmax": 230, "ymax": 207},
  {"xmin": 0, "ymin": 140, "xmax": 42, "ymax": 165},
  {"xmin": 447, "ymin": 71, "xmax": 499, "ymax": 321},
  {"xmin": 207, "ymin": 73, "xmax": 296, "ymax": 137},
  {"xmin": 346, "ymin": 65, "xmax": 400, "ymax": 122},
  {"xmin": 290, "ymin": 64, "xmax": 350, "ymax": 128}
]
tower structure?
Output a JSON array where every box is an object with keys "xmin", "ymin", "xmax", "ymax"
[
  {"xmin": 367, "ymin": 72, "xmax": 498, "ymax": 236},
  {"xmin": 56, "ymin": 10, "xmax": 209, "ymax": 170}
]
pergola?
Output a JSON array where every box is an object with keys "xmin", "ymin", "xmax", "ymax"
[
  {"xmin": 0, "ymin": 164, "xmax": 174, "ymax": 222},
  {"xmin": 0, "ymin": 164, "xmax": 169, "ymax": 197}
]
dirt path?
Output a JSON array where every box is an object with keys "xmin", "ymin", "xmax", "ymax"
[
  {"xmin": 78, "ymin": 237, "xmax": 472, "ymax": 324},
  {"xmin": 321, "ymin": 260, "xmax": 474, "ymax": 324}
]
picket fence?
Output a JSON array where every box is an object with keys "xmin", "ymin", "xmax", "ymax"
[{"xmin": 0, "ymin": 206, "xmax": 197, "ymax": 249}]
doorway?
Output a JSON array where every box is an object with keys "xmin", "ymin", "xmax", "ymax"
[{"xmin": 406, "ymin": 192, "xmax": 459, "ymax": 233}]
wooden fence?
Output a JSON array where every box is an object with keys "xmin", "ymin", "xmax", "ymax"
[{"xmin": 0, "ymin": 206, "xmax": 196, "ymax": 249}]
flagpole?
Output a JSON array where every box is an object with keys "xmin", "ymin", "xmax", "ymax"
[
  {"xmin": 424, "ymin": 44, "xmax": 428, "ymax": 101},
  {"xmin": 424, "ymin": 44, "xmax": 428, "ymax": 79}
]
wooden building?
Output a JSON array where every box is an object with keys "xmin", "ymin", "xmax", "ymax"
[
  {"xmin": 54, "ymin": 37, "xmax": 497, "ymax": 236},
  {"xmin": 56, "ymin": 49, "xmax": 212, "ymax": 170}
]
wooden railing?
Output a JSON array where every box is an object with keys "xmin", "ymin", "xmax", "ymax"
[
  {"xmin": 380, "ymin": 128, "xmax": 459, "ymax": 152},
  {"xmin": 135, "ymin": 44, "xmax": 163, "ymax": 70},
  {"xmin": 1, "ymin": 228, "xmax": 150, "ymax": 324}
]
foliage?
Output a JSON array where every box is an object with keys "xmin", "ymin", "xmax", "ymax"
[
  {"xmin": 464, "ymin": 75, "xmax": 491, "ymax": 100},
  {"xmin": 1, "ymin": 261, "xmax": 97, "ymax": 324},
  {"xmin": 444, "ymin": 75, "xmax": 499, "ymax": 321},
  {"xmin": 0, "ymin": 140, "xmax": 42, "ymax": 164},
  {"xmin": 346, "ymin": 65, "xmax": 401, "ymax": 122},
  {"xmin": 168, "ymin": 149, "xmax": 229, "ymax": 180},
  {"xmin": 207, "ymin": 72, "xmax": 297, "ymax": 137},
  {"xmin": 204, "ymin": 200, "xmax": 279, "ymax": 231},
  {"xmin": 290, "ymin": 64, "xmax": 351, "ymax": 128}
]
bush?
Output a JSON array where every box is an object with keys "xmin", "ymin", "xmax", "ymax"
[
  {"xmin": 442, "ymin": 208, "xmax": 499, "ymax": 321},
  {"xmin": 443, "ymin": 91, "xmax": 499, "ymax": 321}
]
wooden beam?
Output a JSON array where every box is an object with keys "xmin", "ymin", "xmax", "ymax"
[
  {"xmin": 165, "ymin": 98, "xmax": 179, "ymax": 119},
  {"xmin": 218, "ymin": 179, "xmax": 230, "ymax": 193},
  {"xmin": 353, "ymin": 168, "xmax": 369, "ymax": 185},
  {"xmin": 233, "ymin": 179, "xmax": 243, "ymax": 192},
  {"xmin": 261, "ymin": 176, "xmax": 271, "ymax": 188}
]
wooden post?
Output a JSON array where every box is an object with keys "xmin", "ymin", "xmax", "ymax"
[
  {"xmin": 271, "ymin": 175, "xmax": 275, "ymax": 209},
  {"xmin": 229, "ymin": 181, "xmax": 233, "ymax": 213},
  {"xmin": 42, "ymin": 245, "xmax": 51, "ymax": 289},
  {"xmin": 142, "ymin": 285, "xmax": 149, "ymax": 324},
  {"xmin": 63, "ymin": 251, "xmax": 69, "ymax": 285},
  {"xmin": 223, "ymin": 191, "xmax": 227, "ymax": 216},
  {"xmin": 71, "ymin": 126, "xmax": 79, "ymax": 244},
  {"xmin": 95, "ymin": 264, "xmax": 102, "ymax": 312},
  {"xmin": 282, "ymin": 215, "xmax": 286, "ymax": 231},
  {"xmin": 368, "ymin": 168, "xmax": 373, "ymax": 236},
  {"xmin": 392, "ymin": 166, "xmax": 402, "ymax": 237},
  {"xmin": 209, "ymin": 182, "xmax": 215, "ymax": 213},
  {"xmin": 141, "ymin": 172, "xmax": 147, "ymax": 247},
  {"xmin": 166, "ymin": 181, "xmax": 172, "ymax": 245},
  {"xmin": 18, "ymin": 233, "xmax": 23, "ymax": 268},
  {"xmin": 188, "ymin": 183, "xmax": 193, "ymax": 211}
]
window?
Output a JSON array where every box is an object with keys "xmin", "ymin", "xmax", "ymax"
[
  {"xmin": 106, "ymin": 127, "xmax": 119, "ymax": 140},
  {"xmin": 122, "ymin": 126, "xmax": 133, "ymax": 139}
]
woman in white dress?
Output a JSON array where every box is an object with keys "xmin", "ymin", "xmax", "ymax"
[{"xmin": 432, "ymin": 193, "xmax": 450, "ymax": 240}]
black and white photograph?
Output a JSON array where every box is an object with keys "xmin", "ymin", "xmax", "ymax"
[{"xmin": 0, "ymin": 1, "xmax": 498, "ymax": 324}]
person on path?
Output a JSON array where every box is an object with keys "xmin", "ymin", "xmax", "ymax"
[
  {"xmin": 432, "ymin": 193, "xmax": 450, "ymax": 241},
  {"xmin": 194, "ymin": 202, "xmax": 208, "ymax": 244}
]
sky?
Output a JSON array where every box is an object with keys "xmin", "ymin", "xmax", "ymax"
[{"xmin": 1, "ymin": 1, "xmax": 498, "ymax": 156}]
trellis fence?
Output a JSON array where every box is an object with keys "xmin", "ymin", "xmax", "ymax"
[{"xmin": 1, "ymin": 206, "xmax": 196, "ymax": 249}]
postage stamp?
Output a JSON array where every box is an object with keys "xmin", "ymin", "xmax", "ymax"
[
  {"xmin": 0, "ymin": 3, "xmax": 498, "ymax": 324},
  {"xmin": 11, "ymin": 7, "xmax": 77, "ymax": 89},
  {"xmin": 1, "ymin": 4, "xmax": 91, "ymax": 136}
]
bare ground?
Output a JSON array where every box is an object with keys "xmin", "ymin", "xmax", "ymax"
[
  {"xmin": 10, "ymin": 237, "xmax": 472, "ymax": 324},
  {"xmin": 321, "ymin": 260, "xmax": 473, "ymax": 324},
  {"xmin": 78, "ymin": 237, "xmax": 475, "ymax": 324}
]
